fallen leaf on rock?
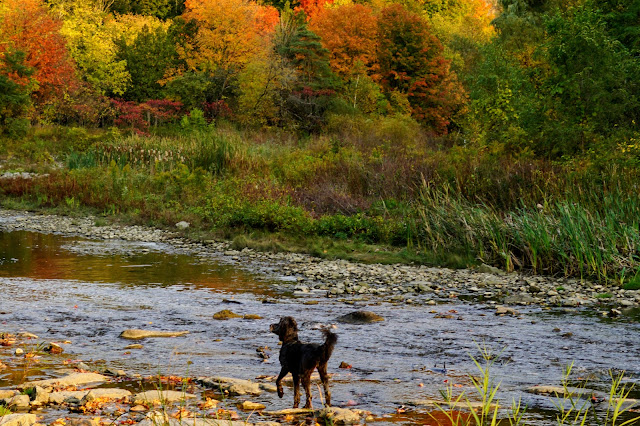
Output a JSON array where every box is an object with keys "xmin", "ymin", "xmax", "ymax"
[
  {"xmin": 170, "ymin": 408, "xmax": 192, "ymax": 418},
  {"xmin": 51, "ymin": 419, "xmax": 66, "ymax": 426},
  {"xmin": 197, "ymin": 397, "xmax": 219, "ymax": 410}
]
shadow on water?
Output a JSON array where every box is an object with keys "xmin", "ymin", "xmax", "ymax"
[{"xmin": 1, "ymin": 229, "xmax": 640, "ymax": 425}]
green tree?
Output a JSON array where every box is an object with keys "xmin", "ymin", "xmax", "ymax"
[
  {"xmin": 110, "ymin": 0, "xmax": 186, "ymax": 19},
  {"xmin": 0, "ymin": 50, "xmax": 33, "ymax": 136},
  {"xmin": 115, "ymin": 25, "xmax": 180, "ymax": 101}
]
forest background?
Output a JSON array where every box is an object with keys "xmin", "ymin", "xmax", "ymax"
[{"xmin": 1, "ymin": 0, "xmax": 640, "ymax": 288}]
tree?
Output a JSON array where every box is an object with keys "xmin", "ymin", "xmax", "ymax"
[
  {"xmin": 0, "ymin": 0, "xmax": 76, "ymax": 104},
  {"xmin": 0, "ymin": 49, "xmax": 33, "ymax": 136},
  {"xmin": 49, "ymin": 0, "xmax": 131, "ymax": 96},
  {"xmin": 110, "ymin": 0, "xmax": 186, "ymax": 19},
  {"xmin": 115, "ymin": 24, "xmax": 180, "ymax": 101},
  {"xmin": 309, "ymin": 4, "xmax": 379, "ymax": 78},
  {"xmin": 377, "ymin": 4, "xmax": 465, "ymax": 132}
]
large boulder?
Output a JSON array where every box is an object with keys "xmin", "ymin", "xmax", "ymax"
[{"xmin": 20, "ymin": 373, "xmax": 107, "ymax": 389}]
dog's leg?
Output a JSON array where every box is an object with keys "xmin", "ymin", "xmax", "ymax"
[
  {"xmin": 302, "ymin": 371, "xmax": 313, "ymax": 409},
  {"xmin": 292, "ymin": 372, "xmax": 301, "ymax": 408},
  {"xmin": 318, "ymin": 362, "xmax": 331, "ymax": 406},
  {"xmin": 276, "ymin": 367, "xmax": 288, "ymax": 399}
]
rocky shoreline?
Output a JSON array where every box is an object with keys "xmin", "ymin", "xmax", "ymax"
[{"xmin": 1, "ymin": 208, "xmax": 638, "ymax": 313}]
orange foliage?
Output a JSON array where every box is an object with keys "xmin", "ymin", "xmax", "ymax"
[
  {"xmin": 183, "ymin": 0, "xmax": 276, "ymax": 72},
  {"xmin": 309, "ymin": 4, "xmax": 379, "ymax": 78},
  {"xmin": 0, "ymin": 0, "xmax": 76, "ymax": 99},
  {"xmin": 296, "ymin": 0, "xmax": 334, "ymax": 19},
  {"xmin": 255, "ymin": 6, "xmax": 280, "ymax": 37}
]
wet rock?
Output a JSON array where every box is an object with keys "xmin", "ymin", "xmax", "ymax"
[
  {"xmin": 526, "ymin": 385, "xmax": 592, "ymax": 397},
  {"xmin": 138, "ymin": 419, "xmax": 253, "ymax": 426},
  {"xmin": 130, "ymin": 405, "xmax": 148, "ymax": 412},
  {"xmin": 198, "ymin": 377, "xmax": 261, "ymax": 396},
  {"xmin": 119, "ymin": 329, "xmax": 189, "ymax": 339},
  {"xmin": 317, "ymin": 407, "xmax": 364, "ymax": 425},
  {"xmin": 21, "ymin": 373, "xmax": 108, "ymax": 389},
  {"xmin": 336, "ymin": 310, "xmax": 384, "ymax": 324},
  {"xmin": 14, "ymin": 348, "xmax": 24, "ymax": 356},
  {"xmin": 243, "ymin": 314, "xmax": 263, "ymax": 320},
  {"xmin": 503, "ymin": 293, "xmax": 536, "ymax": 305},
  {"xmin": 495, "ymin": 306, "xmax": 518, "ymax": 316},
  {"xmin": 0, "ymin": 413, "xmax": 37, "ymax": 426},
  {"xmin": 258, "ymin": 383, "xmax": 277, "ymax": 392},
  {"xmin": 213, "ymin": 310, "xmax": 242, "ymax": 320},
  {"xmin": 132, "ymin": 390, "xmax": 196, "ymax": 405},
  {"xmin": 43, "ymin": 342, "xmax": 64, "ymax": 354},
  {"xmin": 263, "ymin": 408, "xmax": 314, "ymax": 416},
  {"xmin": 237, "ymin": 401, "xmax": 266, "ymax": 411},
  {"xmin": 65, "ymin": 419, "xmax": 99, "ymax": 426},
  {"xmin": 49, "ymin": 388, "xmax": 131, "ymax": 404},
  {"xmin": 7, "ymin": 395, "xmax": 30, "ymax": 410},
  {"xmin": 125, "ymin": 344, "xmax": 144, "ymax": 349},
  {"xmin": 29, "ymin": 386, "xmax": 49, "ymax": 405}
]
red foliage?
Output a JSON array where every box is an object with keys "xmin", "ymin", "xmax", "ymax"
[
  {"xmin": 377, "ymin": 4, "xmax": 466, "ymax": 134},
  {"xmin": 202, "ymin": 100, "xmax": 233, "ymax": 121},
  {"xmin": 112, "ymin": 99, "xmax": 183, "ymax": 134},
  {"xmin": 0, "ymin": 0, "xmax": 77, "ymax": 102}
]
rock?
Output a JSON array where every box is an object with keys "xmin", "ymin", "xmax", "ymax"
[
  {"xmin": 0, "ymin": 390, "xmax": 18, "ymax": 399},
  {"xmin": 132, "ymin": 390, "xmax": 196, "ymax": 405},
  {"xmin": 7, "ymin": 395, "xmax": 30, "ymax": 410},
  {"xmin": 263, "ymin": 408, "xmax": 314, "ymax": 416},
  {"xmin": 213, "ymin": 310, "xmax": 242, "ymax": 320},
  {"xmin": 495, "ymin": 306, "xmax": 518, "ymax": 316},
  {"xmin": 137, "ymin": 419, "xmax": 251, "ymax": 426},
  {"xmin": 503, "ymin": 294, "xmax": 536, "ymax": 305},
  {"xmin": 237, "ymin": 401, "xmax": 266, "ymax": 411},
  {"xmin": 21, "ymin": 373, "xmax": 108, "ymax": 389},
  {"xmin": 119, "ymin": 329, "xmax": 189, "ymax": 339},
  {"xmin": 0, "ymin": 414, "xmax": 37, "ymax": 426},
  {"xmin": 243, "ymin": 314, "xmax": 263, "ymax": 320},
  {"xmin": 14, "ymin": 348, "xmax": 24, "ymax": 356},
  {"xmin": 49, "ymin": 388, "xmax": 131, "ymax": 405},
  {"xmin": 336, "ymin": 310, "xmax": 384, "ymax": 324},
  {"xmin": 526, "ymin": 385, "xmax": 591, "ymax": 397},
  {"xmin": 317, "ymin": 407, "xmax": 363, "ymax": 425},
  {"xmin": 125, "ymin": 344, "xmax": 144, "ymax": 349},
  {"xmin": 258, "ymin": 383, "xmax": 277, "ymax": 392},
  {"xmin": 31, "ymin": 386, "xmax": 49, "ymax": 405},
  {"xmin": 198, "ymin": 377, "xmax": 261, "ymax": 396},
  {"xmin": 175, "ymin": 221, "xmax": 190, "ymax": 230},
  {"xmin": 16, "ymin": 332, "xmax": 38, "ymax": 340},
  {"xmin": 477, "ymin": 264, "xmax": 503, "ymax": 274},
  {"xmin": 44, "ymin": 342, "xmax": 64, "ymax": 354},
  {"xmin": 65, "ymin": 420, "xmax": 99, "ymax": 426},
  {"xmin": 130, "ymin": 405, "xmax": 148, "ymax": 412}
]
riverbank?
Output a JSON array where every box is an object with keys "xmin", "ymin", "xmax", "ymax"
[{"xmin": 1, "ymin": 208, "xmax": 639, "ymax": 312}]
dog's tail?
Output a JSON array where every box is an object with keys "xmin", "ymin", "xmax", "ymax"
[{"xmin": 318, "ymin": 328, "xmax": 338, "ymax": 362}]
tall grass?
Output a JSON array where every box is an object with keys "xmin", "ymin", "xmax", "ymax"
[{"xmin": 416, "ymin": 180, "xmax": 640, "ymax": 282}]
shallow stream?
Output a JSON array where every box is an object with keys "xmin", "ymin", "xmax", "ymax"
[{"xmin": 1, "ymin": 225, "xmax": 639, "ymax": 424}]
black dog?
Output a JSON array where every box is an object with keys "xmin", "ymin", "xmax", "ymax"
[{"xmin": 270, "ymin": 316, "xmax": 337, "ymax": 408}]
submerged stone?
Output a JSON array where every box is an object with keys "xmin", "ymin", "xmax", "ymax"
[{"xmin": 336, "ymin": 310, "xmax": 384, "ymax": 324}]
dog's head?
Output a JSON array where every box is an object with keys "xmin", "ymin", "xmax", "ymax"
[{"xmin": 270, "ymin": 316, "xmax": 298, "ymax": 342}]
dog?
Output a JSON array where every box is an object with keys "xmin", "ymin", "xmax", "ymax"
[{"xmin": 270, "ymin": 316, "xmax": 337, "ymax": 408}]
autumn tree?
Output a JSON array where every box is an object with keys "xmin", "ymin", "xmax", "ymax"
[
  {"xmin": 377, "ymin": 4, "xmax": 465, "ymax": 132},
  {"xmin": 110, "ymin": 0, "xmax": 186, "ymax": 19},
  {"xmin": 49, "ymin": 0, "xmax": 131, "ymax": 96},
  {"xmin": 309, "ymin": 4, "xmax": 379, "ymax": 78},
  {"xmin": 0, "ymin": 0, "xmax": 76, "ymax": 104},
  {"xmin": 174, "ymin": 0, "xmax": 278, "ymax": 104}
]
